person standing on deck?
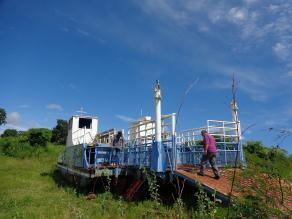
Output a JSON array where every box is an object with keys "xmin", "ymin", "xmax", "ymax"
[
  {"xmin": 112, "ymin": 131, "xmax": 124, "ymax": 147},
  {"xmin": 198, "ymin": 130, "xmax": 220, "ymax": 179}
]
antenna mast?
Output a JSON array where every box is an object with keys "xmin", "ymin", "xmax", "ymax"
[
  {"xmin": 227, "ymin": 73, "xmax": 242, "ymax": 219},
  {"xmin": 77, "ymin": 106, "xmax": 87, "ymax": 116},
  {"xmin": 230, "ymin": 74, "xmax": 241, "ymax": 139}
]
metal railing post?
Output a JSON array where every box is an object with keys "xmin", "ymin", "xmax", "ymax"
[{"xmin": 171, "ymin": 113, "xmax": 176, "ymax": 171}]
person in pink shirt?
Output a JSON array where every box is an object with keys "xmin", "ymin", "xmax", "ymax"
[{"xmin": 198, "ymin": 130, "xmax": 220, "ymax": 179}]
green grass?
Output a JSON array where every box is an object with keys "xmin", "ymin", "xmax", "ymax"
[
  {"xmin": 2, "ymin": 143, "xmax": 279, "ymax": 218},
  {"xmin": 0, "ymin": 154, "xmax": 191, "ymax": 218},
  {"xmin": 1, "ymin": 140, "xmax": 290, "ymax": 218},
  {"xmin": 0, "ymin": 144, "xmax": 208, "ymax": 218}
]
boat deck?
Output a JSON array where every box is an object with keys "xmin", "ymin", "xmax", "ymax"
[
  {"xmin": 174, "ymin": 166, "xmax": 292, "ymax": 211},
  {"xmin": 174, "ymin": 166, "xmax": 240, "ymax": 202}
]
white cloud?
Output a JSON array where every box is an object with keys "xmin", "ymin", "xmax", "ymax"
[
  {"xmin": 208, "ymin": 5, "xmax": 225, "ymax": 23},
  {"xmin": 243, "ymin": 0, "xmax": 259, "ymax": 5},
  {"xmin": 2, "ymin": 124, "xmax": 26, "ymax": 131},
  {"xmin": 138, "ymin": 0, "xmax": 190, "ymax": 26},
  {"xmin": 132, "ymin": 0, "xmax": 291, "ymax": 101},
  {"xmin": 228, "ymin": 7, "xmax": 248, "ymax": 24},
  {"xmin": 53, "ymin": 1, "xmax": 292, "ymax": 89},
  {"xmin": 76, "ymin": 28, "xmax": 90, "ymax": 37},
  {"xmin": 198, "ymin": 24, "xmax": 210, "ymax": 33},
  {"xmin": 0, "ymin": 119, "xmax": 41, "ymax": 132},
  {"xmin": 269, "ymin": 4, "xmax": 281, "ymax": 12},
  {"xmin": 0, "ymin": 111, "xmax": 43, "ymax": 132},
  {"xmin": 273, "ymin": 42, "xmax": 290, "ymax": 60},
  {"xmin": 211, "ymin": 64, "xmax": 271, "ymax": 102},
  {"xmin": 115, "ymin": 115, "xmax": 135, "ymax": 123},
  {"xmin": 46, "ymin": 104, "xmax": 63, "ymax": 111},
  {"xmin": 251, "ymin": 107, "xmax": 292, "ymax": 129},
  {"xmin": 6, "ymin": 112, "xmax": 21, "ymax": 125},
  {"xmin": 286, "ymin": 71, "xmax": 292, "ymax": 77},
  {"xmin": 236, "ymin": 2, "xmax": 292, "ymax": 70}
]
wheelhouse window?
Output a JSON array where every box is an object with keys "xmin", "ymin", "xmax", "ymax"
[{"xmin": 79, "ymin": 118, "xmax": 92, "ymax": 129}]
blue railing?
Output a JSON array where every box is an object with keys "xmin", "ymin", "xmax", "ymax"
[
  {"xmin": 175, "ymin": 142, "xmax": 244, "ymax": 167},
  {"xmin": 59, "ymin": 140, "xmax": 245, "ymax": 171},
  {"xmin": 60, "ymin": 144, "xmax": 121, "ymax": 169},
  {"xmin": 125, "ymin": 143, "xmax": 152, "ymax": 167}
]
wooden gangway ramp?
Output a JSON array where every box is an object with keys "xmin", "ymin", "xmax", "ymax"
[
  {"xmin": 174, "ymin": 167, "xmax": 242, "ymax": 203},
  {"xmin": 174, "ymin": 166, "xmax": 292, "ymax": 212}
]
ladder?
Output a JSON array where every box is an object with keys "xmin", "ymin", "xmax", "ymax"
[{"xmin": 124, "ymin": 179, "xmax": 144, "ymax": 201}]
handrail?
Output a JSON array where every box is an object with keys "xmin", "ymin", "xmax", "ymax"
[
  {"xmin": 61, "ymin": 118, "xmax": 245, "ymax": 170},
  {"xmin": 207, "ymin": 120, "xmax": 238, "ymax": 124}
]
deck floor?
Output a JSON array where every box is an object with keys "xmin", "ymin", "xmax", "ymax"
[
  {"xmin": 175, "ymin": 167, "xmax": 239, "ymax": 197},
  {"xmin": 174, "ymin": 166, "xmax": 292, "ymax": 211}
]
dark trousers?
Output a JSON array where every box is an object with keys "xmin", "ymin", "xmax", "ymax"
[{"xmin": 199, "ymin": 152, "xmax": 220, "ymax": 177}]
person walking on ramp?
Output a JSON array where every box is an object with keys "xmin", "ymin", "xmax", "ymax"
[{"xmin": 198, "ymin": 130, "xmax": 220, "ymax": 179}]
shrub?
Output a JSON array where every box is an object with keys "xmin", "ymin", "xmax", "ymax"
[
  {"xmin": 244, "ymin": 141, "xmax": 268, "ymax": 159},
  {"xmin": 194, "ymin": 185, "xmax": 216, "ymax": 217},
  {"xmin": 237, "ymin": 141, "xmax": 291, "ymax": 217},
  {"xmin": 0, "ymin": 107, "xmax": 6, "ymax": 126},
  {"xmin": 0, "ymin": 136, "xmax": 34, "ymax": 158},
  {"xmin": 231, "ymin": 196, "xmax": 284, "ymax": 218},
  {"xmin": 27, "ymin": 128, "xmax": 52, "ymax": 147},
  {"xmin": 51, "ymin": 119, "xmax": 68, "ymax": 145},
  {"xmin": 1, "ymin": 129, "xmax": 18, "ymax": 137}
]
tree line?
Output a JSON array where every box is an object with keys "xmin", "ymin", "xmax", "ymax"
[{"xmin": 0, "ymin": 107, "xmax": 68, "ymax": 146}]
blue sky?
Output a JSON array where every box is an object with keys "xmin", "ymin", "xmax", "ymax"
[{"xmin": 0, "ymin": 0, "xmax": 291, "ymax": 152}]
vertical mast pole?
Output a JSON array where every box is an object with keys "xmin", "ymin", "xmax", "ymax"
[
  {"xmin": 155, "ymin": 81, "xmax": 162, "ymax": 143},
  {"xmin": 151, "ymin": 80, "xmax": 166, "ymax": 172},
  {"xmin": 230, "ymin": 75, "xmax": 241, "ymax": 140},
  {"xmin": 171, "ymin": 113, "xmax": 176, "ymax": 171}
]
